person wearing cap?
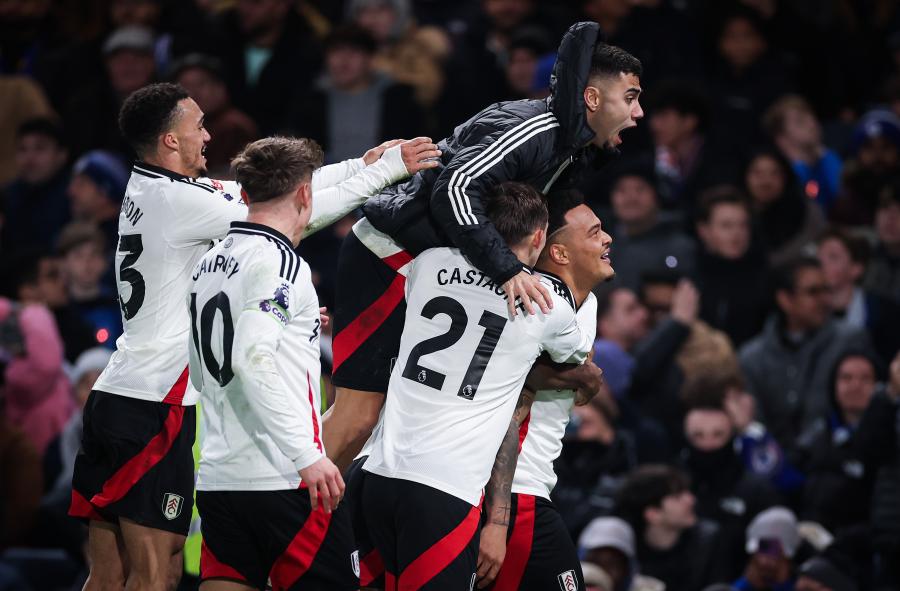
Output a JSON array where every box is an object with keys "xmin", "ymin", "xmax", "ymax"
[
  {"xmin": 734, "ymin": 506, "xmax": 799, "ymax": 591},
  {"xmin": 607, "ymin": 155, "xmax": 697, "ymax": 292},
  {"xmin": 170, "ymin": 54, "xmax": 259, "ymax": 178},
  {"xmin": 68, "ymin": 150, "xmax": 130, "ymax": 253},
  {"xmin": 795, "ymin": 556, "xmax": 857, "ymax": 591},
  {"xmin": 832, "ymin": 109, "xmax": 900, "ymax": 225},
  {"xmin": 578, "ymin": 516, "xmax": 665, "ymax": 591}
]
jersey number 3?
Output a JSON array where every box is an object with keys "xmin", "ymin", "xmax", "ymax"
[
  {"xmin": 118, "ymin": 234, "xmax": 145, "ymax": 320},
  {"xmin": 401, "ymin": 296, "xmax": 506, "ymax": 400}
]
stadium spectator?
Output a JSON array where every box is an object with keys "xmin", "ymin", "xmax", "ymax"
[
  {"xmin": 681, "ymin": 403, "xmax": 782, "ymax": 578},
  {"xmin": 794, "ymin": 556, "xmax": 857, "ymax": 591},
  {"xmin": 170, "ymin": 54, "xmax": 259, "ymax": 178},
  {"xmin": 0, "ymin": 414, "xmax": 43, "ymax": 551},
  {"xmin": 762, "ymin": 95, "xmax": 841, "ymax": 213},
  {"xmin": 739, "ymin": 257, "xmax": 869, "ymax": 450},
  {"xmin": 793, "ymin": 350, "xmax": 881, "ymax": 534},
  {"xmin": 1, "ymin": 250, "xmax": 96, "ymax": 364},
  {"xmin": 67, "ymin": 150, "xmax": 129, "ymax": 252},
  {"xmin": 608, "ymin": 158, "xmax": 697, "ymax": 291},
  {"xmin": 816, "ymin": 227, "xmax": 900, "ymax": 361},
  {"xmin": 0, "ymin": 296, "xmax": 72, "ymax": 456},
  {"xmin": 56, "ymin": 223, "xmax": 121, "ymax": 348},
  {"xmin": 864, "ymin": 179, "xmax": 900, "ymax": 305},
  {"xmin": 0, "ymin": 76, "xmax": 55, "ymax": 185},
  {"xmin": 502, "ymin": 27, "xmax": 554, "ymax": 99},
  {"xmin": 742, "ymin": 147, "xmax": 825, "ymax": 267},
  {"xmin": 733, "ymin": 507, "xmax": 799, "ymax": 591},
  {"xmin": 286, "ymin": 25, "xmax": 424, "ymax": 163},
  {"xmin": 1, "ymin": 119, "xmax": 71, "ymax": 255},
  {"xmin": 578, "ymin": 516, "xmax": 666, "ymax": 591},
  {"xmin": 593, "ymin": 286, "xmax": 649, "ymax": 399},
  {"xmin": 832, "ymin": 109, "xmax": 900, "ymax": 226},
  {"xmin": 694, "ymin": 186, "xmax": 771, "ymax": 347},
  {"xmin": 209, "ymin": 0, "xmax": 322, "ymax": 134},
  {"xmin": 615, "ymin": 464, "xmax": 731, "ymax": 591}
]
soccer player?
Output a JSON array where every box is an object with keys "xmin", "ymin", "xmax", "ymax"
[
  {"xmin": 361, "ymin": 182, "xmax": 594, "ymax": 589},
  {"xmin": 479, "ymin": 191, "xmax": 615, "ymax": 590},
  {"xmin": 324, "ymin": 21, "xmax": 643, "ymax": 474},
  {"xmin": 69, "ymin": 82, "xmax": 435, "ymax": 591},
  {"xmin": 190, "ymin": 137, "xmax": 352, "ymax": 590}
]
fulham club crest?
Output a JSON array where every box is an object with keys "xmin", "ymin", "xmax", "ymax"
[
  {"xmin": 162, "ymin": 493, "xmax": 184, "ymax": 520},
  {"xmin": 558, "ymin": 570, "xmax": 577, "ymax": 591}
]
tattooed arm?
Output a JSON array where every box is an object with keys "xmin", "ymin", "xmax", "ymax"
[{"xmin": 476, "ymin": 387, "xmax": 535, "ymax": 588}]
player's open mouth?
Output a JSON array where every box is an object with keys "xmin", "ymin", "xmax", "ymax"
[{"xmin": 601, "ymin": 250, "xmax": 611, "ymax": 262}]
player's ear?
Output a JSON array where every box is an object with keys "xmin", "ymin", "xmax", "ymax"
[
  {"xmin": 549, "ymin": 243, "xmax": 568, "ymax": 265},
  {"xmin": 161, "ymin": 131, "xmax": 178, "ymax": 152},
  {"xmin": 583, "ymin": 85, "xmax": 601, "ymax": 113},
  {"xmin": 296, "ymin": 180, "xmax": 313, "ymax": 211}
]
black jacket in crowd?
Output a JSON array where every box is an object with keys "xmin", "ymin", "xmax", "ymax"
[{"xmin": 363, "ymin": 21, "xmax": 610, "ymax": 284}]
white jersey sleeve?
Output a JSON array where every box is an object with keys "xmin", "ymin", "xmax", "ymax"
[
  {"xmin": 513, "ymin": 291, "xmax": 597, "ymax": 499},
  {"xmin": 539, "ymin": 274, "xmax": 592, "ymax": 365},
  {"xmin": 311, "ymin": 157, "xmax": 365, "ymax": 189},
  {"xmin": 163, "ymin": 178, "xmax": 247, "ymax": 245}
]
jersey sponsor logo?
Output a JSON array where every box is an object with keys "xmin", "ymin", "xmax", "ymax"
[
  {"xmin": 351, "ymin": 550, "xmax": 360, "ymax": 578},
  {"xmin": 558, "ymin": 569, "xmax": 577, "ymax": 591},
  {"xmin": 162, "ymin": 493, "xmax": 184, "ymax": 520}
]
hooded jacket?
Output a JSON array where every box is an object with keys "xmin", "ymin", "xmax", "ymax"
[{"xmin": 363, "ymin": 21, "xmax": 608, "ymax": 284}]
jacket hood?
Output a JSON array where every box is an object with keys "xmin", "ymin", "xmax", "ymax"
[{"xmin": 549, "ymin": 21, "xmax": 599, "ymax": 150}]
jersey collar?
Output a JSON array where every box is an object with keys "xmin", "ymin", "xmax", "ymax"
[
  {"xmin": 133, "ymin": 161, "xmax": 190, "ymax": 181},
  {"xmin": 229, "ymin": 221, "xmax": 295, "ymax": 251},
  {"xmin": 534, "ymin": 268, "xmax": 577, "ymax": 310}
]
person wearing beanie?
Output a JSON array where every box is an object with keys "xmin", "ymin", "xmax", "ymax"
[
  {"xmin": 578, "ymin": 516, "xmax": 665, "ymax": 591},
  {"xmin": 67, "ymin": 150, "xmax": 130, "ymax": 252},
  {"xmin": 795, "ymin": 557, "xmax": 857, "ymax": 591}
]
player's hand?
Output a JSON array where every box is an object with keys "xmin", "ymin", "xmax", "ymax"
[
  {"xmin": 318, "ymin": 307, "xmax": 330, "ymax": 330},
  {"xmin": 362, "ymin": 139, "xmax": 404, "ymax": 165},
  {"xmin": 299, "ymin": 457, "xmax": 345, "ymax": 513},
  {"xmin": 670, "ymin": 278, "xmax": 699, "ymax": 325},
  {"xmin": 476, "ymin": 522, "xmax": 508, "ymax": 588},
  {"xmin": 399, "ymin": 137, "xmax": 441, "ymax": 174},
  {"xmin": 502, "ymin": 271, "xmax": 552, "ymax": 317},
  {"xmin": 572, "ymin": 359, "xmax": 604, "ymax": 406}
]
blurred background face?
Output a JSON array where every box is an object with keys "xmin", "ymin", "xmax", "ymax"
[
  {"xmin": 718, "ymin": 17, "xmax": 766, "ymax": 69},
  {"xmin": 698, "ymin": 203, "xmax": 751, "ymax": 260},
  {"xmin": 817, "ymin": 237, "xmax": 863, "ymax": 290},
  {"xmin": 21, "ymin": 256, "xmax": 67, "ymax": 307},
  {"xmin": 779, "ymin": 267, "xmax": 830, "ymax": 331},
  {"xmin": 15, "ymin": 132, "xmax": 68, "ymax": 185},
  {"xmin": 68, "ymin": 174, "xmax": 109, "ymax": 220},
  {"xmin": 858, "ymin": 136, "xmax": 900, "ymax": 173},
  {"xmin": 641, "ymin": 282, "xmax": 674, "ymax": 327},
  {"xmin": 649, "ymin": 108, "xmax": 696, "ymax": 149},
  {"xmin": 834, "ymin": 356, "xmax": 876, "ymax": 417},
  {"xmin": 75, "ymin": 369, "xmax": 103, "ymax": 408},
  {"xmin": 237, "ymin": 0, "xmax": 290, "ymax": 36},
  {"xmin": 611, "ymin": 175, "xmax": 657, "ymax": 226},
  {"xmin": 65, "ymin": 241, "xmax": 107, "ymax": 290},
  {"xmin": 600, "ymin": 288, "xmax": 649, "ymax": 346},
  {"xmin": 483, "ymin": 0, "xmax": 533, "ymax": 32},
  {"xmin": 782, "ymin": 106, "xmax": 821, "ymax": 148},
  {"xmin": 655, "ymin": 490, "xmax": 697, "ymax": 530},
  {"xmin": 106, "ymin": 49, "xmax": 156, "ymax": 96},
  {"xmin": 177, "ymin": 67, "xmax": 227, "ymax": 116},
  {"xmin": 745, "ymin": 155, "xmax": 785, "ymax": 207},
  {"xmin": 584, "ymin": 547, "xmax": 629, "ymax": 589},
  {"xmin": 506, "ymin": 47, "xmax": 539, "ymax": 97},
  {"xmin": 876, "ymin": 202, "xmax": 900, "ymax": 246},
  {"xmin": 354, "ymin": 1, "xmax": 397, "ymax": 44},
  {"xmin": 573, "ymin": 403, "xmax": 612, "ymax": 442},
  {"xmin": 326, "ymin": 46, "xmax": 372, "ymax": 90},
  {"xmin": 685, "ymin": 409, "xmax": 733, "ymax": 451}
]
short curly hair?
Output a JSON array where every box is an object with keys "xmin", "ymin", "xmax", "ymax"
[{"xmin": 118, "ymin": 83, "xmax": 189, "ymax": 158}]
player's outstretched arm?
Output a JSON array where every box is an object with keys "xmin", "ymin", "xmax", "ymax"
[
  {"xmin": 303, "ymin": 139, "xmax": 441, "ymax": 237},
  {"xmin": 476, "ymin": 388, "xmax": 535, "ymax": 588}
]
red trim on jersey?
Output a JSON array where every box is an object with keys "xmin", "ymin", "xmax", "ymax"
[
  {"xmin": 397, "ymin": 503, "xmax": 481, "ymax": 590},
  {"xmin": 332, "ymin": 273, "xmax": 406, "ymax": 372},
  {"xmin": 89, "ymin": 405, "xmax": 186, "ymax": 508},
  {"xmin": 491, "ymin": 494, "xmax": 536, "ymax": 591},
  {"xmin": 268, "ymin": 506, "xmax": 331, "ymax": 590},
  {"xmin": 161, "ymin": 366, "xmax": 189, "ymax": 405},
  {"xmin": 200, "ymin": 540, "xmax": 247, "ymax": 582},
  {"xmin": 517, "ymin": 412, "xmax": 531, "ymax": 454},
  {"xmin": 360, "ymin": 549, "xmax": 385, "ymax": 587},
  {"xmin": 385, "ymin": 571, "xmax": 397, "ymax": 590},
  {"xmin": 307, "ymin": 370, "xmax": 323, "ymax": 453},
  {"xmin": 68, "ymin": 490, "xmax": 105, "ymax": 521},
  {"xmin": 382, "ymin": 250, "xmax": 412, "ymax": 272}
]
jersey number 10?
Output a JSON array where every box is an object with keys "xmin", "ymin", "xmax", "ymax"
[{"xmin": 189, "ymin": 292, "xmax": 235, "ymax": 387}]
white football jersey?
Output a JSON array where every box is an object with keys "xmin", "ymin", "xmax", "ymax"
[
  {"xmin": 363, "ymin": 248, "xmax": 592, "ymax": 506},
  {"xmin": 512, "ymin": 286, "xmax": 597, "ymax": 499},
  {"xmin": 93, "ymin": 163, "xmax": 247, "ymax": 404},
  {"xmin": 191, "ymin": 222, "xmax": 325, "ymax": 491}
]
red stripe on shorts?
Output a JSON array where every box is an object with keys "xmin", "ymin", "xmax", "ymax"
[
  {"xmin": 161, "ymin": 366, "xmax": 189, "ymax": 405},
  {"xmin": 332, "ymin": 273, "xmax": 406, "ymax": 372},
  {"xmin": 68, "ymin": 489, "xmax": 105, "ymax": 521},
  {"xmin": 397, "ymin": 503, "xmax": 481, "ymax": 590},
  {"xmin": 89, "ymin": 405, "xmax": 186, "ymax": 508},
  {"xmin": 268, "ymin": 504, "xmax": 332, "ymax": 590},
  {"xmin": 360, "ymin": 549, "xmax": 385, "ymax": 587},
  {"xmin": 200, "ymin": 540, "xmax": 248, "ymax": 582},
  {"xmin": 491, "ymin": 494, "xmax": 536, "ymax": 591}
]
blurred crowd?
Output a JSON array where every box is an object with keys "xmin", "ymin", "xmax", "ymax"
[{"xmin": 1, "ymin": 0, "xmax": 900, "ymax": 590}]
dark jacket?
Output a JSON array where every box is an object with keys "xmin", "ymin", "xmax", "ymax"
[
  {"xmin": 636, "ymin": 519, "xmax": 732, "ymax": 591},
  {"xmin": 363, "ymin": 21, "xmax": 607, "ymax": 285}
]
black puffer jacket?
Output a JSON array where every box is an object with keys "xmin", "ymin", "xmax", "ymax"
[{"xmin": 363, "ymin": 21, "xmax": 608, "ymax": 284}]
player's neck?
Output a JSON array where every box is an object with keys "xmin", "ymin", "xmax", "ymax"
[
  {"xmin": 246, "ymin": 206, "xmax": 305, "ymax": 248},
  {"xmin": 141, "ymin": 153, "xmax": 193, "ymax": 178}
]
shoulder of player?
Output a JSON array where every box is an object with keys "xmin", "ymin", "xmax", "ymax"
[
  {"xmin": 536, "ymin": 270, "xmax": 575, "ymax": 311},
  {"xmin": 133, "ymin": 164, "xmax": 239, "ymax": 203},
  {"xmin": 477, "ymin": 102, "xmax": 560, "ymax": 145},
  {"xmin": 227, "ymin": 223, "xmax": 302, "ymax": 285}
]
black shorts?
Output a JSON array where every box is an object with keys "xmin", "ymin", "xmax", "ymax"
[
  {"xmin": 69, "ymin": 390, "xmax": 196, "ymax": 536},
  {"xmin": 197, "ymin": 489, "xmax": 358, "ymax": 590},
  {"xmin": 362, "ymin": 472, "xmax": 481, "ymax": 590},
  {"xmin": 331, "ymin": 230, "xmax": 410, "ymax": 393},
  {"xmin": 491, "ymin": 494, "xmax": 584, "ymax": 591},
  {"xmin": 349, "ymin": 457, "xmax": 384, "ymax": 588}
]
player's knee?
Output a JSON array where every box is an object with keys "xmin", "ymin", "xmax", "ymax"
[{"xmin": 83, "ymin": 569, "xmax": 126, "ymax": 591}]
